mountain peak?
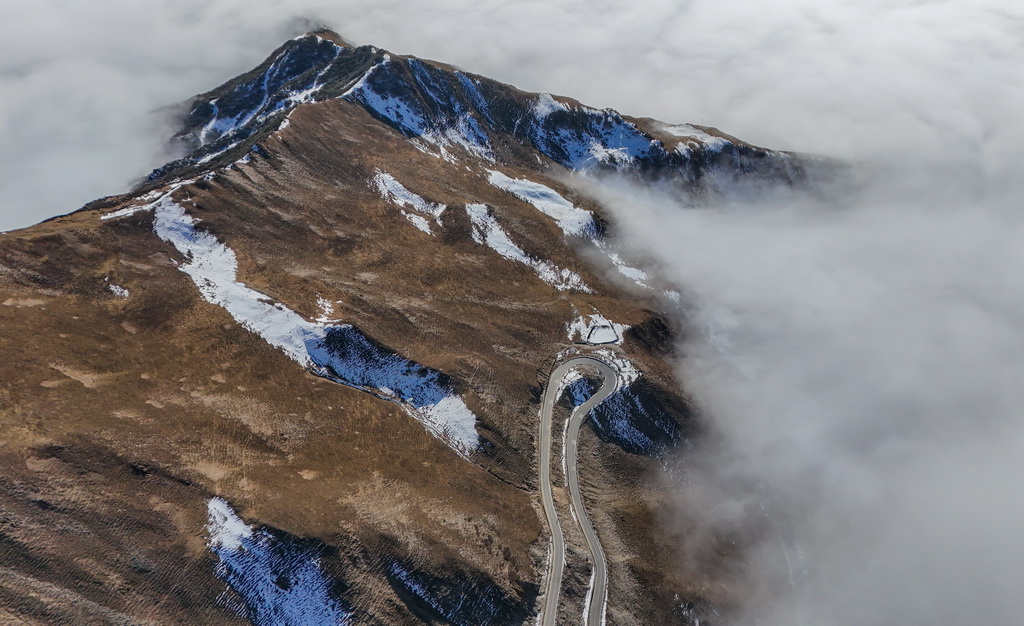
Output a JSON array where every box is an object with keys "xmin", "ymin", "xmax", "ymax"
[
  {"xmin": 148, "ymin": 32, "xmax": 806, "ymax": 196},
  {"xmin": 0, "ymin": 31, "xmax": 822, "ymax": 625},
  {"xmin": 297, "ymin": 28, "xmax": 355, "ymax": 48}
]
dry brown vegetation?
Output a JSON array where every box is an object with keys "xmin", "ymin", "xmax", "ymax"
[{"xmin": 0, "ymin": 44, "xmax": 761, "ymax": 624}]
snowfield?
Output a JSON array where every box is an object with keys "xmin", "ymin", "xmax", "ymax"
[
  {"xmin": 483, "ymin": 170, "xmax": 652, "ymax": 289},
  {"xmin": 592, "ymin": 348, "xmax": 641, "ymax": 389}
]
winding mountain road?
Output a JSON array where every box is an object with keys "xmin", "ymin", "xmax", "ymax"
[{"xmin": 539, "ymin": 356, "xmax": 618, "ymax": 626}]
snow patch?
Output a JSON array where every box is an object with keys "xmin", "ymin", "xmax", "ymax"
[
  {"xmin": 403, "ymin": 212, "xmax": 432, "ymax": 234},
  {"xmin": 206, "ymin": 497, "xmax": 254, "ymax": 552},
  {"xmin": 205, "ymin": 498, "xmax": 350, "ymax": 625},
  {"xmin": 530, "ymin": 105, "xmax": 654, "ymax": 169},
  {"xmin": 146, "ymin": 192, "xmax": 478, "ymax": 455},
  {"xmin": 100, "ymin": 181, "xmax": 191, "ymax": 221},
  {"xmin": 314, "ymin": 296, "xmax": 342, "ymax": 324},
  {"xmin": 486, "ymin": 170, "xmax": 596, "ymax": 238},
  {"xmin": 372, "ymin": 170, "xmax": 445, "ymax": 234},
  {"xmin": 413, "ymin": 395, "xmax": 481, "ymax": 454},
  {"xmin": 532, "ymin": 93, "xmax": 568, "ymax": 118},
  {"xmin": 455, "ymin": 72, "xmax": 495, "ymax": 125},
  {"xmin": 664, "ymin": 124, "xmax": 731, "ymax": 152},
  {"xmin": 592, "ymin": 348, "xmax": 641, "ymax": 388},
  {"xmin": 343, "ymin": 57, "xmax": 493, "ymax": 161},
  {"xmin": 566, "ymin": 313, "xmax": 629, "ymax": 345},
  {"xmin": 100, "ymin": 205, "xmax": 150, "ymax": 221},
  {"xmin": 555, "ymin": 366, "xmax": 586, "ymax": 404},
  {"xmin": 601, "ymin": 247, "xmax": 650, "ymax": 287},
  {"xmin": 465, "ymin": 204, "xmax": 589, "ymax": 292},
  {"xmin": 107, "ymin": 283, "xmax": 129, "ymax": 298}
]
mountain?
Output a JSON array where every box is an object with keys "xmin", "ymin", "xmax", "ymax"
[{"xmin": 0, "ymin": 30, "xmax": 811, "ymax": 624}]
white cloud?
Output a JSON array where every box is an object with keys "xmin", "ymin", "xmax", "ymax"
[
  {"xmin": 577, "ymin": 12, "xmax": 1024, "ymax": 612},
  {"xmin": 6, "ymin": 1, "xmax": 1020, "ymax": 230}
]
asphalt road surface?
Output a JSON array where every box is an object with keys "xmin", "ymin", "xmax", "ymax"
[{"xmin": 538, "ymin": 356, "xmax": 618, "ymax": 626}]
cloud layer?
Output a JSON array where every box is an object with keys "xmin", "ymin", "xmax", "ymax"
[
  {"xmin": 6, "ymin": 0, "xmax": 1020, "ymax": 230},
  {"xmin": 574, "ymin": 2, "xmax": 1024, "ymax": 621},
  {"xmin": 5, "ymin": 1, "xmax": 1024, "ymax": 622}
]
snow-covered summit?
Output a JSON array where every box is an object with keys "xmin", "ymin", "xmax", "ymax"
[{"xmin": 148, "ymin": 30, "xmax": 805, "ymax": 192}]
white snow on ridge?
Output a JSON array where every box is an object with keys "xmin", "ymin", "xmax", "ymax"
[
  {"xmin": 486, "ymin": 170, "xmax": 596, "ymax": 238},
  {"xmin": 372, "ymin": 170, "xmax": 446, "ymax": 235},
  {"xmin": 664, "ymin": 123, "xmax": 731, "ymax": 152},
  {"xmin": 344, "ymin": 57, "xmax": 429, "ymax": 135},
  {"xmin": 533, "ymin": 93, "xmax": 569, "ymax": 118},
  {"xmin": 100, "ymin": 204, "xmax": 152, "ymax": 221},
  {"xmin": 530, "ymin": 99, "xmax": 654, "ymax": 169},
  {"xmin": 465, "ymin": 204, "xmax": 590, "ymax": 292},
  {"xmin": 566, "ymin": 313, "xmax": 629, "ymax": 345},
  {"xmin": 141, "ymin": 192, "xmax": 478, "ymax": 455},
  {"xmin": 343, "ymin": 57, "xmax": 493, "ymax": 161},
  {"xmin": 195, "ymin": 43, "xmax": 344, "ymax": 151}
]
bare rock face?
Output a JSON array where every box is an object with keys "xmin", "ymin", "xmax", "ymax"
[{"xmin": 0, "ymin": 29, "xmax": 809, "ymax": 625}]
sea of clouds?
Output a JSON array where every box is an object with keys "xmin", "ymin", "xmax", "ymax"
[{"xmin": 4, "ymin": 1, "xmax": 1023, "ymax": 622}]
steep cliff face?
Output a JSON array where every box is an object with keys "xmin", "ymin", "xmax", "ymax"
[{"xmin": 0, "ymin": 30, "xmax": 810, "ymax": 624}]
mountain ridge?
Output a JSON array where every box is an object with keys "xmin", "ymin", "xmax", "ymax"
[{"xmin": 0, "ymin": 29, "xmax": 806, "ymax": 624}]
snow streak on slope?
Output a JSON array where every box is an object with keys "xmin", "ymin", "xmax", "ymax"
[
  {"xmin": 342, "ymin": 56, "xmax": 493, "ymax": 161},
  {"xmin": 602, "ymin": 247, "xmax": 650, "ymax": 288},
  {"xmin": 464, "ymin": 203, "xmax": 589, "ymax": 292},
  {"xmin": 206, "ymin": 498, "xmax": 350, "ymax": 625},
  {"xmin": 193, "ymin": 35, "xmax": 350, "ymax": 149},
  {"xmin": 405, "ymin": 59, "xmax": 494, "ymax": 161},
  {"xmin": 371, "ymin": 170, "xmax": 446, "ymax": 234},
  {"xmin": 483, "ymin": 170, "xmax": 653, "ymax": 288},
  {"xmin": 133, "ymin": 193, "xmax": 479, "ymax": 455},
  {"xmin": 486, "ymin": 170, "xmax": 596, "ymax": 238}
]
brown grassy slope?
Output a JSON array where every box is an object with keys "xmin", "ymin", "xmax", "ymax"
[{"xmin": 0, "ymin": 90, "xmax": 722, "ymax": 623}]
